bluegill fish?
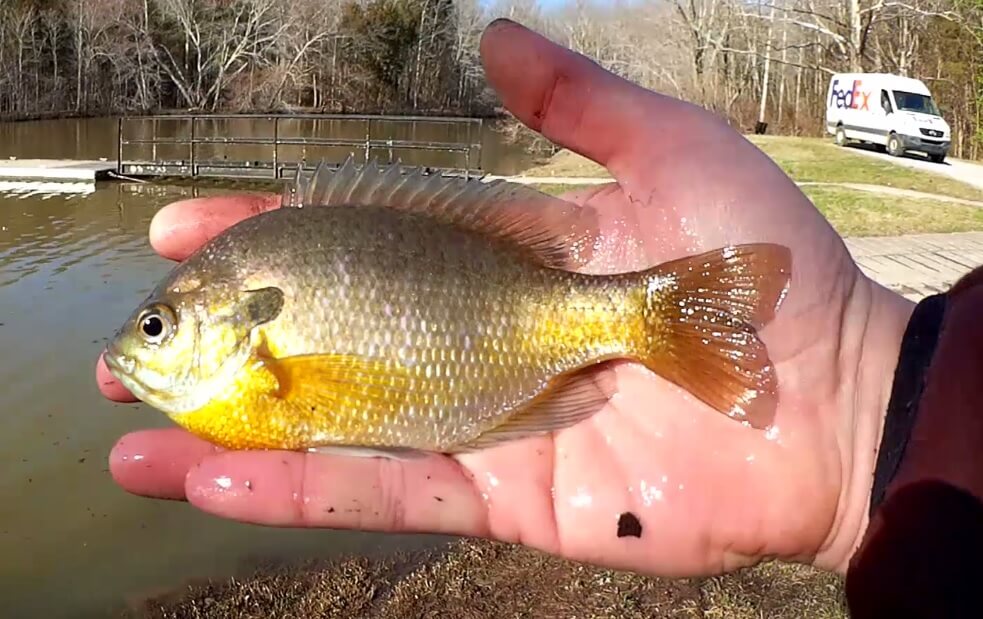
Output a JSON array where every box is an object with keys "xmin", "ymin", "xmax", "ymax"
[{"xmin": 102, "ymin": 158, "xmax": 792, "ymax": 458}]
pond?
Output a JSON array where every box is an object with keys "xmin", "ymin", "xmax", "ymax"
[{"xmin": 0, "ymin": 116, "xmax": 533, "ymax": 618}]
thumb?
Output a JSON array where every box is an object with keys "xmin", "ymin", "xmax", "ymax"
[{"xmin": 478, "ymin": 19, "xmax": 709, "ymax": 173}]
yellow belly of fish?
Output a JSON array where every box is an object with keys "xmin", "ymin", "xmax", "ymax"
[
  {"xmin": 172, "ymin": 288, "xmax": 648, "ymax": 452},
  {"xmin": 173, "ymin": 352, "xmax": 441, "ymax": 451}
]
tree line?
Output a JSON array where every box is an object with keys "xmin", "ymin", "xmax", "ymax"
[{"xmin": 0, "ymin": 0, "xmax": 981, "ymax": 158}]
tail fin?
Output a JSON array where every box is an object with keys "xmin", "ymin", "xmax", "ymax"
[{"xmin": 636, "ymin": 243, "xmax": 792, "ymax": 429}]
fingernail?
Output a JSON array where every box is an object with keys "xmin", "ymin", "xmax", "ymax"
[{"xmin": 487, "ymin": 17, "xmax": 520, "ymax": 32}]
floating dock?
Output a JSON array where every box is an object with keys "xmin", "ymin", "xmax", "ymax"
[
  {"xmin": 0, "ymin": 159, "xmax": 116, "ymax": 182},
  {"xmin": 0, "ymin": 113, "xmax": 487, "ymax": 184}
]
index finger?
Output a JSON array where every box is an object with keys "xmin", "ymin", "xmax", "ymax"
[
  {"xmin": 95, "ymin": 192, "xmax": 282, "ymax": 402},
  {"xmin": 150, "ymin": 192, "xmax": 281, "ymax": 261}
]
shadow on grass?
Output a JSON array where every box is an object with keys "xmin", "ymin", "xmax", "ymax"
[{"xmin": 843, "ymin": 141, "xmax": 951, "ymax": 167}]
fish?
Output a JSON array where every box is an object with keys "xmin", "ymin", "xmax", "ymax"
[{"xmin": 102, "ymin": 157, "xmax": 793, "ymax": 460}]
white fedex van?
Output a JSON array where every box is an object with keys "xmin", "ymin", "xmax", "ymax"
[{"xmin": 825, "ymin": 73, "xmax": 951, "ymax": 163}]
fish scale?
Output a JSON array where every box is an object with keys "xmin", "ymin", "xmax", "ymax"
[
  {"xmin": 177, "ymin": 205, "xmax": 589, "ymax": 449},
  {"xmin": 103, "ymin": 159, "xmax": 793, "ymax": 456}
]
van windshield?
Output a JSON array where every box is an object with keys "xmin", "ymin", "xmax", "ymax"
[{"xmin": 891, "ymin": 90, "xmax": 941, "ymax": 116}]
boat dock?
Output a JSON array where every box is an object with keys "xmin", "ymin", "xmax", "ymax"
[
  {"xmin": 0, "ymin": 113, "xmax": 488, "ymax": 187},
  {"xmin": 0, "ymin": 159, "xmax": 117, "ymax": 181},
  {"xmin": 112, "ymin": 112, "xmax": 486, "ymax": 180}
]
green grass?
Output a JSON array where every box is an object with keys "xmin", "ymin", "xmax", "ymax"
[
  {"xmin": 533, "ymin": 183, "xmax": 983, "ymax": 237},
  {"xmin": 532, "ymin": 182, "xmax": 600, "ymax": 196},
  {"xmin": 800, "ymin": 186, "xmax": 983, "ymax": 236},
  {"xmin": 748, "ymin": 135, "xmax": 982, "ymax": 201},
  {"xmin": 521, "ymin": 136, "xmax": 983, "ymax": 203},
  {"xmin": 522, "ymin": 151, "xmax": 610, "ymax": 178}
]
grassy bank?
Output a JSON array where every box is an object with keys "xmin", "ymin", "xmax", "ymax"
[
  {"xmin": 534, "ymin": 182, "xmax": 983, "ymax": 237},
  {"xmin": 524, "ymin": 135, "xmax": 983, "ymax": 237},
  {"xmin": 522, "ymin": 136, "xmax": 982, "ymax": 202},
  {"xmin": 799, "ymin": 186, "xmax": 983, "ymax": 236},
  {"xmin": 748, "ymin": 136, "xmax": 982, "ymax": 201},
  {"xmin": 523, "ymin": 136, "xmax": 983, "ymax": 201},
  {"xmin": 123, "ymin": 538, "xmax": 847, "ymax": 619}
]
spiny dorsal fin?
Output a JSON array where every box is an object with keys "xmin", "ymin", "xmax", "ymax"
[{"xmin": 280, "ymin": 156, "xmax": 600, "ymax": 270}]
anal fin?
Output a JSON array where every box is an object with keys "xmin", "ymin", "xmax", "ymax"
[
  {"xmin": 447, "ymin": 365, "xmax": 614, "ymax": 453},
  {"xmin": 307, "ymin": 445, "xmax": 429, "ymax": 461}
]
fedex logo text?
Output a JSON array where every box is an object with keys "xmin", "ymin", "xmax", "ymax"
[{"xmin": 829, "ymin": 79, "xmax": 870, "ymax": 111}]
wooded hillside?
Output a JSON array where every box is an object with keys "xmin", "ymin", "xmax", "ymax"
[{"xmin": 1, "ymin": 0, "xmax": 980, "ymax": 157}]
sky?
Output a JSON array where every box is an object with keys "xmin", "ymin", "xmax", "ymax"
[
  {"xmin": 500, "ymin": 0, "xmax": 631, "ymax": 13},
  {"xmin": 477, "ymin": 0, "xmax": 612, "ymax": 11}
]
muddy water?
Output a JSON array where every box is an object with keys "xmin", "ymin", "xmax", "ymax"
[{"xmin": 0, "ymin": 117, "xmax": 532, "ymax": 618}]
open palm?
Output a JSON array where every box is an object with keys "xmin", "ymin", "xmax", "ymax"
[{"xmin": 97, "ymin": 20, "xmax": 914, "ymax": 578}]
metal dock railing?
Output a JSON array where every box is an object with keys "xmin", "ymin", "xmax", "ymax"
[{"xmin": 116, "ymin": 113, "xmax": 485, "ymax": 180}]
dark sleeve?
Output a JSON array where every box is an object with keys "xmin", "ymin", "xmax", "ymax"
[{"xmin": 846, "ymin": 266, "xmax": 983, "ymax": 618}]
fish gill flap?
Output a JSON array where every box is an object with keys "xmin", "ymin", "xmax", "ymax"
[{"xmin": 284, "ymin": 156, "xmax": 601, "ymax": 270}]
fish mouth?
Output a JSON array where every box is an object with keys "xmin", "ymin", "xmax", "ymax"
[
  {"xmin": 102, "ymin": 344, "xmax": 158, "ymax": 407},
  {"xmin": 103, "ymin": 341, "xmax": 139, "ymax": 385}
]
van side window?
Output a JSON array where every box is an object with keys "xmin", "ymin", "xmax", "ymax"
[{"xmin": 881, "ymin": 90, "xmax": 893, "ymax": 113}]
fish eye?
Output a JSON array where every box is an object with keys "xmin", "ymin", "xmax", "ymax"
[{"xmin": 136, "ymin": 305, "xmax": 176, "ymax": 344}]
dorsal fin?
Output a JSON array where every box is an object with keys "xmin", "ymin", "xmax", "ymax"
[{"xmin": 279, "ymin": 156, "xmax": 600, "ymax": 270}]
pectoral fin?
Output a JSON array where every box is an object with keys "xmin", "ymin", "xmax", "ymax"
[{"xmin": 260, "ymin": 353, "xmax": 417, "ymax": 413}]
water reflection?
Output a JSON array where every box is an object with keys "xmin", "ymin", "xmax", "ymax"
[
  {"xmin": 0, "ymin": 116, "xmax": 536, "ymax": 176},
  {"xmin": 0, "ymin": 115, "xmax": 533, "ymax": 617},
  {"xmin": 0, "ymin": 180, "xmax": 445, "ymax": 618},
  {"xmin": 0, "ymin": 180, "xmax": 97, "ymax": 196}
]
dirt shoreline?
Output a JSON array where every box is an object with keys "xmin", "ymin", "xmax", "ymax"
[{"xmin": 121, "ymin": 537, "xmax": 847, "ymax": 618}]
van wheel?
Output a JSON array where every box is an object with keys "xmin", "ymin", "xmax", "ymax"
[
  {"xmin": 887, "ymin": 133, "xmax": 905, "ymax": 157},
  {"xmin": 929, "ymin": 153, "xmax": 946, "ymax": 164},
  {"xmin": 834, "ymin": 126, "xmax": 847, "ymax": 146}
]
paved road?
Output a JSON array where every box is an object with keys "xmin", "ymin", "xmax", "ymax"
[
  {"xmin": 845, "ymin": 144, "xmax": 983, "ymax": 194},
  {"xmin": 845, "ymin": 231, "xmax": 983, "ymax": 300}
]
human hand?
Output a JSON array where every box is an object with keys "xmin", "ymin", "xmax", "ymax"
[{"xmin": 97, "ymin": 19, "xmax": 914, "ymax": 578}]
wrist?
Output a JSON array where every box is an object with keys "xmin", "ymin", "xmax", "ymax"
[
  {"xmin": 821, "ymin": 274, "xmax": 915, "ymax": 572},
  {"xmin": 845, "ymin": 265, "xmax": 983, "ymax": 617}
]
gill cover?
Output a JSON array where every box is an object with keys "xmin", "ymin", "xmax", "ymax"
[{"xmin": 169, "ymin": 285, "xmax": 285, "ymax": 414}]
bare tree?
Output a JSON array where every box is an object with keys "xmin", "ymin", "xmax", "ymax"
[{"xmin": 0, "ymin": 0, "xmax": 977, "ymax": 159}]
